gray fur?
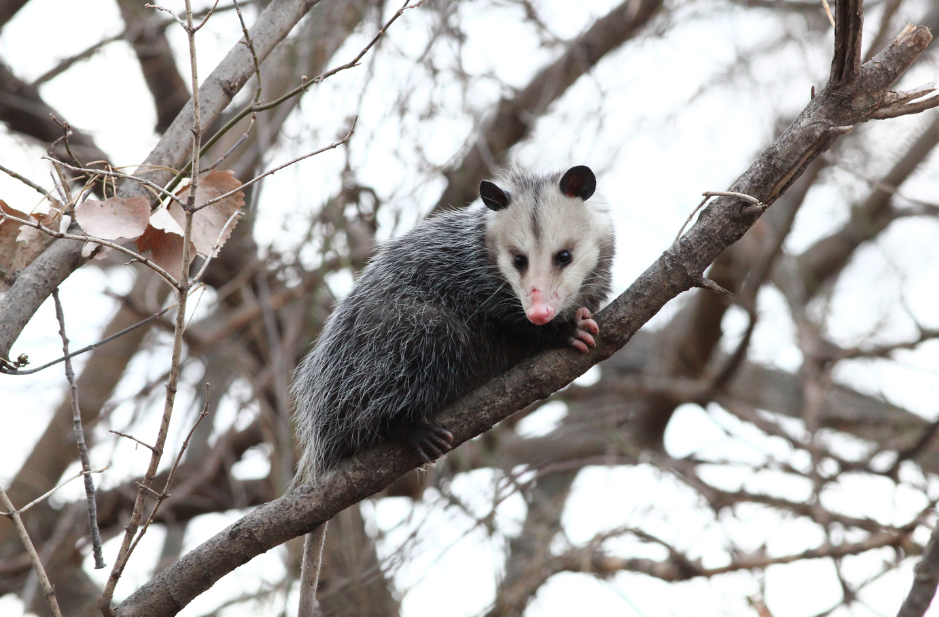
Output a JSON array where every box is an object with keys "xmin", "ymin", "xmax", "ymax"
[{"xmin": 291, "ymin": 169, "xmax": 615, "ymax": 480}]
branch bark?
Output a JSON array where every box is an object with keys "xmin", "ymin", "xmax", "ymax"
[
  {"xmin": 897, "ymin": 520, "xmax": 939, "ymax": 617},
  {"xmin": 114, "ymin": 12, "xmax": 937, "ymax": 616},
  {"xmin": 0, "ymin": 60, "xmax": 110, "ymax": 164},
  {"xmin": 0, "ymin": 0, "xmax": 29, "ymax": 31},
  {"xmin": 0, "ymin": 0, "xmax": 322, "ymax": 362}
]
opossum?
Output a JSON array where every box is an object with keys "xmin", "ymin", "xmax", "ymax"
[
  {"xmin": 291, "ymin": 165, "xmax": 615, "ymax": 480},
  {"xmin": 290, "ymin": 165, "xmax": 614, "ymax": 615}
]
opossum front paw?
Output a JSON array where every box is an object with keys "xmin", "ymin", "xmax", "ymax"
[
  {"xmin": 390, "ymin": 422, "xmax": 454, "ymax": 464},
  {"xmin": 570, "ymin": 307, "xmax": 599, "ymax": 353}
]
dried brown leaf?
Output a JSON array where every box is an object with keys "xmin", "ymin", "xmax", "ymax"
[
  {"xmin": 135, "ymin": 225, "xmax": 186, "ymax": 279},
  {"xmin": 16, "ymin": 225, "xmax": 47, "ymax": 249},
  {"xmin": 0, "ymin": 201, "xmax": 56, "ymax": 291},
  {"xmin": 35, "ymin": 208, "xmax": 62, "ymax": 230},
  {"xmin": 75, "ymin": 196, "xmax": 150, "ymax": 241},
  {"xmin": 171, "ymin": 170, "xmax": 244, "ymax": 256},
  {"xmin": 133, "ymin": 206, "xmax": 191, "ymax": 279},
  {"xmin": 132, "ymin": 171, "xmax": 243, "ymax": 281}
]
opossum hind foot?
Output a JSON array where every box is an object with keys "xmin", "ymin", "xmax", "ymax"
[
  {"xmin": 389, "ymin": 421, "xmax": 454, "ymax": 463},
  {"xmin": 570, "ymin": 307, "xmax": 600, "ymax": 353}
]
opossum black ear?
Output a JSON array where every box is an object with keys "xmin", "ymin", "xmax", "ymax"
[
  {"xmin": 480, "ymin": 180, "xmax": 511, "ymax": 211},
  {"xmin": 560, "ymin": 166, "xmax": 596, "ymax": 201}
]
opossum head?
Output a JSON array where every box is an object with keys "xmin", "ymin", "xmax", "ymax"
[{"xmin": 481, "ymin": 166, "xmax": 614, "ymax": 325}]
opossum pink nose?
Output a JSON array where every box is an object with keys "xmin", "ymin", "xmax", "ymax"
[{"xmin": 526, "ymin": 305, "xmax": 555, "ymax": 325}]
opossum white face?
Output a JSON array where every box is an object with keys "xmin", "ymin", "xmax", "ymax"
[{"xmin": 481, "ymin": 166, "xmax": 612, "ymax": 325}]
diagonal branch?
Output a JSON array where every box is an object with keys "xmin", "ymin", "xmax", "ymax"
[
  {"xmin": 114, "ymin": 16, "xmax": 938, "ymax": 617},
  {"xmin": 897, "ymin": 521, "xmax": 939, "ymax": 617},
  {"xmin": 0, "ymin": 485, "xmax": 63, "ymax": 617}
]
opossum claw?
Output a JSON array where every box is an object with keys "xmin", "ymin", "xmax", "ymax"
[
  {"xmin": 391, "ymin": 422, "xmax": 454, "ymax": 463},
  {"xmin": 570, "ymin": 307, "xmax": 599, "ymax": 353}
]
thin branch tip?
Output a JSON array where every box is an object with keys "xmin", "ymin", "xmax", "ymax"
[{"xmin": 693, "ymin": 277, "xmax": 732, "ymax": 297}]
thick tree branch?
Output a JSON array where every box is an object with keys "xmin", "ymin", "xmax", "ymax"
[
  {"xmin": 831, "ymin": 0, "xmax": 863, "ymax": 84},
  {"xmin": 0, "ymin": 60, "xmax": 110, "ymax": 164},
  {"xmin": 897, "ymin": 521, "xmax": 939, "ymax": 617},
  {"xmin": 114, "ymin": 15, "xmax": 937, "ymax": 615},
  {"xmin": 0, "ymin": 0, "xmax": 28, "ymax": 31},
  {"xmin": 0, "ymin": 0, "xmax": 322, "ymax": 362}
]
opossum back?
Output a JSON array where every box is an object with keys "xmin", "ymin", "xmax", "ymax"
[{"xmin": 291, "ymin": 208, "xmax": 508, "ymax": 478}]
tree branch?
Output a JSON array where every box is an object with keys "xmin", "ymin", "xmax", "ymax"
[
  {"xmin": 897, "ymin": 520, "xmax": 939, "ymax": 617},
  {"xmin": 831, "ymin": 0, "xmax": 863, "ymax": 84},
  {"xmin": 114, "ymin": 15, "xmax": 937, "ymax": 616},
  {"xmin": 0, "ymin": 0, "xmax": 323, "ymax": 362}
]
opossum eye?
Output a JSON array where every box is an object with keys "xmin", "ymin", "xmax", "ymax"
[
  {"xmin": 555, "ymin": 250, "xmax": 572, "ymax": 266},
  {"xmin": 513, "ymin": 255, "xmax": 528, "ymax": 270}
]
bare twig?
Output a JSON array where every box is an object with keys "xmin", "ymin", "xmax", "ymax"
[
  {"xmin": 675, "ymin": 191, "xmax": 764, "ymax": 242},
  {"xmin": 870, "ymin": 92, "xmax": 939, "ymax": 119},
  {"xmin": 0, "ymin": 164, "xmax": 50, "ymax": 197},
  {"xmin": 830, "ymin": 328, "xmax": 939, "ymax": 360},
  {"xmin": 1, "ymin": 467, "xmax": 109, "ymax": 516},
  {"xmin": 31, "ymin": 32, "xmax": 125, "ymax": 87},
  {"xmin": 193, "ymin": 0, "xmax": 222, "ymax": 31},
  {"xmin": 0, "ymin": 292, "xmax": 187, "ymax": 375},
  {"xmin": 165, "ymin": 385, "xmax": 212, "ymax": 493},
  {"xmin": 136, "ymin": 484, "xmax": 164, "ymax": 499},
  {"xmin": 109, "ymin": 430, "xmax": 158, "ymax": 453},
  {"xmin": 233, "ymin": 0, "xmax": 261, "ymax": 106},
  {"xmin": 199, "ymin": 0, "xmax": 262, "ymax": 173},
  {"xmin": 123, "ymin": 385, "xmax": 213, "ymax": 569},
  {"xmin": 692, "ymin": 276, "xmax": 732, "ymax": 296},
  {"xmin": 52, "ymin": 289, "xmax": 106, "ymax": 569},
  {"xmin": 42, "ymin": 156, "xmax": 186, "ymax": 207},
  {"xmin": 192, "ymin": 118, "xmax": 356, "ymax": 212},
  {"xmin": 46, "ymin": 137, "xmax": 73, "ymax": 205},
  {"xmin": 702, "ymin": 190, "xmax": 765, "ymax": 207},
  {"xmin": 556, "ymin": 529, "xmax": 907, "ymax": 582},
  {"xmin": 174, "ymin": 0, "xmax": 416, "ymax": 191},
  {"xmin": 51, "ymin": 115, "xmax": 84, "ymax": 170},
  {"xmin": 821, "ymin": 0, "xmax": 836, "ymax": 27},
  {"xmin": 831, "ymin": 158, "xmax": 939, "ymax": 212},
  {"xmin": 0, "ymin": 485, "xmax": 63, "ymax": 617},
  {"xmin": 202, "ymin": 115, "xmax": 256, "ymax": 172},
  {"xmin": 675, "ymin": 195, "xmax": 710, "ymax": 242},
  {"xmin": 144, "ymin": 3, "xmax": 187, "ymax": 28},
  {"xmin": 99, "ymin": 3, "xmax": 203, "ymax": 611}
]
